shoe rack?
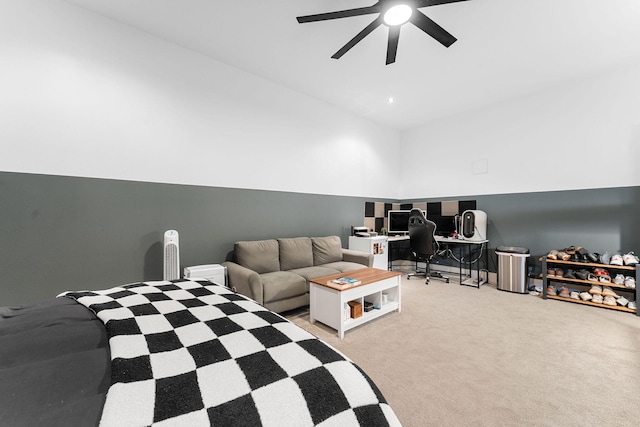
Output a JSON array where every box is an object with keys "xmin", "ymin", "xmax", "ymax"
[{"xmin": 542, "ymin": 258, "xmax": 638, "ymax": 316}]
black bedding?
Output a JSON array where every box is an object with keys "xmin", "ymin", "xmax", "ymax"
[
  {"xmin": 0, "ymin": 297, "xmax": 109, "ymax": 426},
  {"xmin": 1, "ymin": 279, "xmax": 400, "ymax": 426}
]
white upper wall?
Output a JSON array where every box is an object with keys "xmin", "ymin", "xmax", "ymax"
[
  {"xmin": 0, "ymin": 0, "xmax": 401, "ymax": 199},
  {"xmin": 399, "ymin": 60, "xmax": 640, "ymax": 199}
]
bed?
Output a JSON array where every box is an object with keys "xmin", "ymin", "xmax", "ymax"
[{"xmin": 0, "ymin": 279, "xmax": 400, "ymax": 426}]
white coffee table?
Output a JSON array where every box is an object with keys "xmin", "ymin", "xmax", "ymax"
[{"xmin": 309, "ymin": 268, "xmax": 401, "ymax": 339}]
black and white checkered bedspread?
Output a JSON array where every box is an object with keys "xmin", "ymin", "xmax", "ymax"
[{"xmin": 63, "ymin": 279, "xmax": 400, "ymax": 426}]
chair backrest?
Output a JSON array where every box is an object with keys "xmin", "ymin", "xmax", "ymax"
[{"xmin": 408, "ymin": 209, "xmax": 438, "ymax": 257}]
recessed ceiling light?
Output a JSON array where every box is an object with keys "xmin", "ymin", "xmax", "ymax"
[
  {"xmin": 388, "ymin": 97, "xmax": 395, "ymax": 104},
  {"xmin": 383, "ymin": 4, "xmax": 413, "ymax": 26}
]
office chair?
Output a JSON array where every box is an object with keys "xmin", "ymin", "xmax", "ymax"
[{"xmin": 407, "ymin": 209, "xmax": 449, "ymax": 284}]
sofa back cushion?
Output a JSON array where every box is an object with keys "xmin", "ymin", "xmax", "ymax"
[
  {"xmin": 235, "ymin": 239, "xmax": 280, "ymax": 274},
  {"xmin": 278, "ymin": 238, "xmax": 313, "ymax": 271},
  {"xmin": 311, "ymin": 236, "xmax": 343, "ymax": 266}
]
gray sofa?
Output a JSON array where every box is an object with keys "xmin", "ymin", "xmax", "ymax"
[{"xmin": 222, "ymin": 236, "xmax": 373, "ymax": 313}]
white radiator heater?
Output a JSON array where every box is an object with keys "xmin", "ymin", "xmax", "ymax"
[{"xmin": 163, "ymin": 230, "xmax": 180, "ymax": 281}]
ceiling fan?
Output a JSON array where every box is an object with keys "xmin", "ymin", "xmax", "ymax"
[{"xmin": 297, "ymin": 0, "xmax": 471, "ymax": 65}]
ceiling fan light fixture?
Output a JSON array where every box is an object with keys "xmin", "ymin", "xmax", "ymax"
[{"xmin": 383, "ymin": 4, "xmax": 413, "ymax": 26}]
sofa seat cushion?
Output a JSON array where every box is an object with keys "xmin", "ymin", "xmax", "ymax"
[
  {"xmin": 288, "ymin": 266, "xmax": 341, "ymax": 282},
  {"xmin": 322, "ymin": 262, "xmax": 369, "ymax": 274},
  {"xmin": 311, "ymin": 236, "xmax": 343, "ymax": 266},
  {"xmin": 278, "ymin": 238, "xmax": 313, "ymax": 271},
  {"xmin": 260, "ymin": 271, "xmax": 308, "ymax": 304},
  {"xmin": 235, "ymin": 239, "xmax": 280, "ymax": 274}
]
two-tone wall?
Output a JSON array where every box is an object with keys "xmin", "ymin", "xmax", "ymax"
[{"xmin": 2, "ymin": 0, "xmax": 639, "ymax": 306}]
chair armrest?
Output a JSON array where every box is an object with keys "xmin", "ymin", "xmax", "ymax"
[
  {"xmin": 221, "ymin": 261, "xmax": 264, "ymax": 305},
  {"xmin": 342, "ymin": 249, "xmax": 374, "ymax": 267}
]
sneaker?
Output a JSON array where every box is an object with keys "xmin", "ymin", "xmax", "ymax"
[
  {"xmin": 587, "ymin": 273, "xmax": 599, "ymax": 282},
  {"xmin": 625, "ymin": 276, "xmax": 636, "ymax": 289},
  {"xmin": 580, "ymin": 291, "xmax": 593, "ymax": 301},
  {"xmin": 603, "ymin": 296, "xmax": 617, "ymax": 306},
  {"xmin": 598, "ymin": 275, "xmax": 611, "ymax": 283},
  {"xmin": 547, "ymin": 286, "xmax": 557, "ymax": 296},
  {"xmin": 559, "ymin": 286, "xmax": 570, "ymax": 298},
  {"xmin": 555, "ymin": 268, "xmax": 564, "ymax": 278},
  {"xmin": 622, "ymin": 251, "xmax": 639, "ymax": 265},
  {"xmin": 570, "ymin": 291, "xmax": 580, "ymax": 300},
  {"xmin": 600, "ymin": 252, "xmax": 611, "ymax": 265},
  {"xmin": 610, "ymin": 254, "xmax": 623, "ymax": 266},
  {"xmin": 628, "ymin": 301, "xmax": 637, "ymax": 310},
  {"xmin": 616, "ymin": 296, "xmax": 629, "ymax": 307},
  {"xmin": 602, "ymin": 287, "xmax": 620, "ymax": 298},
  {"xmin": 613, "ymin": 274, "xmax": 625, "ymax": 285},
  {"xmin": 547, "ymin": 268, "xmax": 556, "ymax": 277},
  {"xmin": 575, "ymin": 269, "xmax": 589, "ymax": 280},
  {"xmin": 564, "ymin": 269, "xmax": 577, "ymax": 279},
  {"xmin": 589, "ymin": 285, "xmax": 602, "ymax": 295},
  {"xmin": 591, "ymin": 294, "xmax": 603, "ymax": 304},
  {"xmin": 547, "ymin": 250, "xmax": 558, "ymax": 260}
]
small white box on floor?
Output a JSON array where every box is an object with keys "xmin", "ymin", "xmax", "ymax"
[{"xmin": 184, "ymin": 264, "xmax": 226, "ymax": 287}]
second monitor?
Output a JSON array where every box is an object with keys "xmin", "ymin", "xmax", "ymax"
[{"xmin": 387, "ymin": 209, "xmax": 456, "ymax": 237}]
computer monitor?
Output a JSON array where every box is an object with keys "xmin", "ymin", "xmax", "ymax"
[
  {"xmin": 427, "ymin": 214, "xmax": 457, "ymax": 237},
  {"xmin": 387, "ymin": 210, "xmax": 426, "ymax": 234}
]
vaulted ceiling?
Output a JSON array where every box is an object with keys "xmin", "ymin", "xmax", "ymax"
[{"xmin": 63, "ymin": 0, "xmax": 640, "ymax": 130}]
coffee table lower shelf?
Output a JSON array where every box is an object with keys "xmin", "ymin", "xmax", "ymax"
[{"xmin": 309, "ymin": 268, "xmax": 401, "ymax": 339}]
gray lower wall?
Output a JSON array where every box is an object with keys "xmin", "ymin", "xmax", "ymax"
[
  {"xmin": 409, "ymin": 187, "xmax": 640, "ymax": 273},
  {"xmin": 2, "ymin": 171, "xmax": 639, "ymax": 306},
  {"xmin": 0, "ymin": 172, "xmax": 381, "ymax": 306}
]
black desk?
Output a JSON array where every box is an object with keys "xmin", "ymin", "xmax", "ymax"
[{"xmin": 387, "ymin": 235, "xmax": 489, "ymax": 288}]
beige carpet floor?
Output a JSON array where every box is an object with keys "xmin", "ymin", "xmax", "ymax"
[{"xmin": 286, "ymin": 270, "xmax": 640, "ymax": 427}]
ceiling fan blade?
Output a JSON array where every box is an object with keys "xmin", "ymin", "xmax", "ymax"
[
  {"xmin": 386, "ymin": 26, "xmax": 401, "ymax": 65},
  {"xmin": 410, "ymin": 11, "xmax": 457, "ymax": 47},
  {"xmin": 332, "ymin": 17, "xmax": 383, "ymax": 59},
  {"xmin": 415, "ymin": 0, "xmax": 471, "ymax": 7},
  {"xmin": 297, "ymin": 5, "xmax": 381, "ymax": 23}
]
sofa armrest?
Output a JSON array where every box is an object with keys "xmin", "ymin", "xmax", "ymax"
[
  {"xmin": 341, "ymin": 249, "xmax": 374, "ymax": 268},
  {"xmin": 221, "ymin": 261, "xmax": 264, "ymax": 305}
]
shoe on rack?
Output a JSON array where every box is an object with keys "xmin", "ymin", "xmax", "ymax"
[
  {"xmin": 622, "ymin": 251, "xmax": 639, "ymax": 265},
  {"xmin": 587, "ymin": 273, "xmax": 599, "ymax": 282},
  {"xmin": 603, "ymin": 296, "xmax": 617, "ymax": 306},
  {"xmin": 613, "ymin": 274, "xmax": 625, "ymax": 285},
  {"xmin": 591, "ymin": 294, "xmax": 604, "ymax": 304},
  {"xmin": 602, "ymin": 287, "xmax": 620, "ymax": 298},
  {"xmin": 547, "ymin": 286, "xmax": 557, "ymax": 296},
  {"xmin": 559, "ymin": 286, "xmax": 570, "ymax": 298},
  {"xmin": 610, "ymin": 254, "xmax": 623, "ymax": 266},
  {"xmin": 593, "ymin": 267, "xmax": 609, "ymax": 277},
  {"xmin": 616, "ymin": 296, "xmax": 629, "ymax": 307},
  {"xmin": 570, "ymin": 291, "xmax": 580, "ymax": 300},
  {"xmin": 587, "ymin": 252, "xmax": 600, "ymax": 263},
  {"xmin": 628, "ymin": 300, "xmax": 637, "ymax": 311},
  {"xmin": 557, "ymin": 251, "xmax": 571, "ymax": 261},
  {"xmin": 564, "ymin": 269, "xmax": 577, "ymax": 279},
  {"xmin": 547, "ymin": 268, "xmax": 556, "ymax": 277},
  {"xmin": 598, "ymin": 275, "xmax": 611, "ymax": 284},
  {"xmin": 575, "ymin": 269, "xmax": 589, "ymax": 280},
  {"xmin": 555, "ymin": 268, "xmax": 564, "ymax": 278},
  {"xmin": 624, "ymin": 276, "xmax": 636, "ymax": 289},
  {"xmin": 547, "ymin": 250, "xmax": 559, "ymax": 260},
  {"xmin": 580, "ymin": 292, "xmax": 593, "ymax": 301},
  {"xmin": 600, "ymin": 252, "xmax": 611, "ymax": 265},
  {"xmin": 589, "ymin": 285, "xmax": 603, "ymax": 295}
]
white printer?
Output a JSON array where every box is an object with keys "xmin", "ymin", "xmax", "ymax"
[{"xmin": 183, "ymin": 264, "xmax": 227, "ymax": 287}]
